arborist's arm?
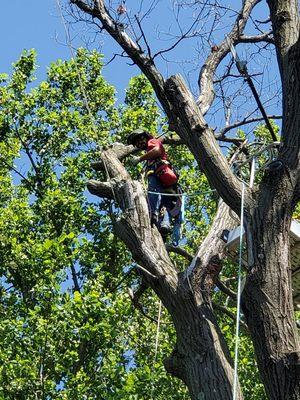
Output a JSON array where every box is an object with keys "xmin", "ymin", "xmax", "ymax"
[
  {"xmin": 138, "ymin": 145, "xmax": 162, "ymax": 162},
  {"xmin": 130, "ymin": 145, "xmax": 162, "ymax": 166}
]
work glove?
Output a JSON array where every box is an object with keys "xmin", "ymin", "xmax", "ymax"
[{"xmin": 130, "ymin": 156, "xmax": 140, "ymax": 166}]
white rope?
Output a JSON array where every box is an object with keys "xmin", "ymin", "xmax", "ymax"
[
  {"xmin": 148, "ymin": 188, "xmax": 216, "ymax": 197},
  {"xmin": 55, "ymin": 0, "xmax": 96, "ymax": 122},
  {"xmin": 151, "ymin": 300, "xmax": 162, "ymax": 399},
  {"xmin": 55, "ymin": 0, "xmax": 119, "ymax": 205},
  {"xmin": 232, "ymin": 182, "xmax": 245, "ymax": 400}
]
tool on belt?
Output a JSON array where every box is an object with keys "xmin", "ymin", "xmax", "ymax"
[{"xmin": 146, "ymin": 159, "xmax": 178, "ymax": 187}]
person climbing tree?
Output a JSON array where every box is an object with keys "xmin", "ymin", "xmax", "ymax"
[{"xmin": 127, "ymin": 128, "xmax": 179, "ymax": 233}]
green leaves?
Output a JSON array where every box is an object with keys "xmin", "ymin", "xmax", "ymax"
[{"xmin": 0, "ymin": 49, "xmax": 269, "ymax": 399}]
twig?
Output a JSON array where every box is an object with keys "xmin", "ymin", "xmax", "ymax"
[
  {"xmin": 212, "ymin": 302, "xmax": 248, "ymax": 332},
  {"xmin": 166, "ymin": 244, "xmax": 193, "ymax": 261},
  {"xmin": 215, "ymin": 278, "xmax": 237, "ymax": 301},
  {"xmin": 218, "ymin": 115, "xmax": 282, "ymax": 137}
]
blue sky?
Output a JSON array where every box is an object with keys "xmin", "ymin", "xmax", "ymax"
[
  {"xmin": 0, "ymin": 1, "xmax": 280, "ymax": 134},
  {"xmin": 0, "ymin": 0, "xmax": 140, "ymax": 101},
  {"xmin": 0, "ymin": 1, "xmax": 65, "ymax": 76}
]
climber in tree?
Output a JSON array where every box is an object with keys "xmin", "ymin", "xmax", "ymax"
[{"xmin": 127, "ymin": 128, "xmax": 181, "ymax": 243}]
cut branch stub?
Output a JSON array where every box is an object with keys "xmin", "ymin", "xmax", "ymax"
[{"xmin": 87, "ymin": 179, "xmax": 114, "ymax": 199}]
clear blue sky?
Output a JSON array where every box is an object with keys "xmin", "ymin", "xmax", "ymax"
[
  {"xmin": 0, "ymin": 0, "xmax": 139, "ymax": 101},
  {"xmin": 0, "ymin": 1, "xmax": 66, "ymax": 76},
  {"xmin": 0, "ymin": 1, "xmax": 279, "ymax": 131}
]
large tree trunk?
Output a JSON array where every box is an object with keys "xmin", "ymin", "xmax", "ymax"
[
  {"xmin": 243, "ymin": 171, "xmax": 300, "ymax": 400},
  {"xmin": 164, "ymin": 294, "xmax": 239, "ymax": 400},
  {"xmin": 72, "ymin": 2, "xmax": 300, "ymax": 398}
]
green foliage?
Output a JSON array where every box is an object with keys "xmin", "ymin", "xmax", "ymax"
[{"xmin": 0, "ymin": 50, "xmax": 267, "ymax": 399}]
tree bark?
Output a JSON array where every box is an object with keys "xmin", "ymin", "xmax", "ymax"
[
  {"xmin": 243, "ymin": 171, "xmax": 300, "ymax": 400},
  {"xmin": 87, "ymin": 145, "xmax": 244, "ymax": 400}
]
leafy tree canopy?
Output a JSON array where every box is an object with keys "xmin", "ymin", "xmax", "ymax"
[{"xmin": 0, "ymin": 49, "xmax": 278, "ymax": 399}]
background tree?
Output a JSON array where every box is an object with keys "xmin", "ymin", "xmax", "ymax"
[
  {"xmin": 0, "ymin": 50, "xmax": 270, "ymax": 399},
  {"xmin": 62, "ymin": 1, "xmax": 300, "ymax": 399}
]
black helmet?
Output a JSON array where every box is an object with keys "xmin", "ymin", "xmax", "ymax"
[{"xmin": 127, "ymin": 128, "xmax": 152, "ymax": 145}]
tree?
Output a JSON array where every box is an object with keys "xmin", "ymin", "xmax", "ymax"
[
  {"xmin": 66, "ymin": 1, "xmax": 300, "ymax": 399},
  {"xmin": 0, "ymin": 48, "xmax": 230, "ymax": 399},
  {"xmin": 0, "ymin": 50, "xmax": 268, "ymax": 399}
]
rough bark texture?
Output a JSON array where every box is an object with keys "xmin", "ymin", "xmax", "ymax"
[
  {"xmin": 88, "ymin": 145, "xmax": 243, "ymax": 400},
  {"xmin": 243, "ymin": 170, "xmax": 300, "ymax": 399}
]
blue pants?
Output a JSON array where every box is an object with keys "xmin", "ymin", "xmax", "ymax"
[
  {"xmin": 147, "ymin": 174, "xmax": 164, "ymax": 217},
  {"xmin": 160, "ymin": 205, "xmax": 183, "ymax": 246},
  {"xmin": 148, "ymin": 175, "xmax": 183, "ymax": 246}
]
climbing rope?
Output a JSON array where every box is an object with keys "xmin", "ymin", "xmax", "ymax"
[
  {"xmin": 233, "ymin": 182, "xmax": 245, "ymax": 400},
  {"xmin": 148, "ymin": 188, "xmax": 216, "ymax": 197},
  {"xmin": 151, "ymin": 300, "xmax": 162, "ymax": 399},
  {"xmin": 55, "ymin": 0, "xmax": 119, "ymax": 207}
]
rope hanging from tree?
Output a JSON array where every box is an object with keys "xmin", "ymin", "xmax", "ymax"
[{"xmin": 233, "ymin": 182, "xmax": 246, "ymax": 400}]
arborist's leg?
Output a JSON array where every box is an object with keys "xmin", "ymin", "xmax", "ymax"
[
  {"xmin": 160, "ymin": 207, "xmax": 171, "ymax": 233},
  {"xmin": 147, "ymin": 175, "xmax": 164, "ymax": 226},
  {"xmin": 171, "ymin": 212, "xmax": 183, "ymax": 247}
]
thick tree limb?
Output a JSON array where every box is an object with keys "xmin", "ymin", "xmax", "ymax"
[
  {"xmin": 87, "ymin": 179, "xmax": 114, "ymax": 199},
  {"xmin": 87, "ymin": 145, "xmax": 178, "ymax": 297},
  {"xmin": 164, "ymin": 74, "xmax": 250, "ymax": 214},
  {"xmin": 91, "ymin": 143, "xmax": 138, "ymax": 170},
  {"xmin": 267, "ymin": 0, "xmax": 300, "ymax": 173},
  {"xmin": 197, "ymin": 0, "xmax": 262, "ymax": 114},
  {"xmin": 185, "ymin": 200, "xmax": 238, "ymax": 284}
]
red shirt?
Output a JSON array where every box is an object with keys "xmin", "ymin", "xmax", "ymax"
[{"xmin": 147, "ymin": 138, "xmax": 168, "ymax": 161}]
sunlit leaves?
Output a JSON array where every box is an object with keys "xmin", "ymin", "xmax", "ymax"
[{"xmin": 0, "ymin": 49, "xmax": 269, "ymax": 399}]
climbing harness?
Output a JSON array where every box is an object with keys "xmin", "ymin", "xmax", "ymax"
[
  {"xmin": 226, "ymin": 36, "xmax": 277, "ymax": 142},
  {"xmin": 145, "ymin": 159, "xmax": 178, "ymax": 188}
]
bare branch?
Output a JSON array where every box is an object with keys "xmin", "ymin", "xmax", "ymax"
[
  {"xmin": 128, "ymin": 286, "xmax": 171, "ymax": 324},
  {"xmin": 218, "ymin": 115, "xmax": 282, "ymax": 137},
  {"xmin": 215, "ymin": 278, "xmax": 237, "ymax": 301},
  {"xmin": 166, "ymin": 244, "xmax": 193, "ymax": 262},
  {"xmin": 197, "ymin": 0, "xmax": 262, "ymax": 114},
  {"xmin": 239, "ymin": 31, "xmax": 274, "ymax": 44},
  {"xmin": 71, "ymin": 0, "xmax": 172, "ymax": 115},
  {"xmin": 134, "ymin": 14, "xmax": 152, "ymax": 58},
  {"xmin": 212, "ymin": 302, "xmax": 248, "ymax": 332}
]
